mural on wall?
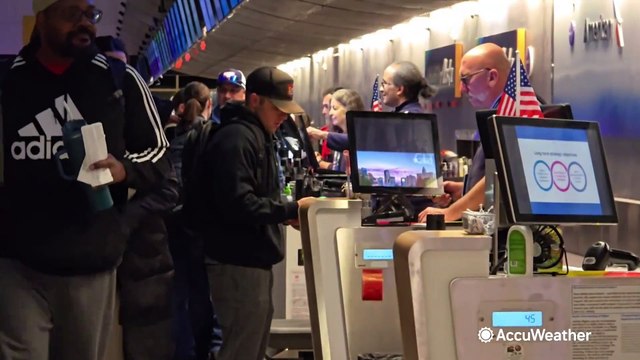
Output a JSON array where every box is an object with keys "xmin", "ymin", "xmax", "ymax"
[
  {"xmin": 425, "ymin": 43, "xmax": 463, "ymax": 99},
  {"xmin": 477, "ymin": 28, "xmax": 527, "ymax": 72}
]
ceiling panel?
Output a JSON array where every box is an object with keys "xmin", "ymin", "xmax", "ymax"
[{"xmin": 96, "ymin": 0, "xmax": 462, "ymax": 79}]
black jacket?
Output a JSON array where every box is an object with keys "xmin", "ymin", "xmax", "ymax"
[
  {"xmin": 118, "ymin": 176, "xmax": 178, "ymax": 326},
  {"xmin": 0, "ymin": 45, "xmax": 170, "ymax": 275},
  {"xmin": 203, "ymin": 103, "xmax": 298, "ymax": 268}
]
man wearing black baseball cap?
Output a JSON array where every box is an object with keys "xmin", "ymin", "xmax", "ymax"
[
  {"xmin": 246, "ymin": 66, "xmax": 305, "ymax": 115},
  {"xmin": 202, "ymin": 66, "xmax": 312, "ymax": 360}
]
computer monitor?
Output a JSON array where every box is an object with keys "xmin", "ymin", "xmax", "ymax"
[
  {"xmin": 288, "ymin": 114, "xmax": 346, "ymax": 176},
  {"xmin": 346, "ymin": 111, "xmax": 444, "ymax": 196},
  {"xmin": 476, "ymin": 104, "xmax": 574, "ymax": 159},
  {"xmin": 490, "ymin": 116, "xmax": 617, "ymax": 225},
  {"xmin": 288, "ymin": 114, "xmax": 318, "ymax": 170}
]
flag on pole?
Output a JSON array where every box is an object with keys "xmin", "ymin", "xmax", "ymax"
[
  {"xmin": 496, "ymin": 55, "xmax": 543, "ymax": 118},
  {"xmin": 371, "ymin": 75, "xmax": 383, "ymax": 112}
]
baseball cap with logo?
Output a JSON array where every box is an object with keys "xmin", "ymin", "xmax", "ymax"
[
  {"xmin": 246, "ymin": 66, "xmax": 304, "ymax": 114},
  {"xmin": 33, "ymin": 0, "xmax": 60, "ymax": 13},
  {"xmin": 217, "ymin": 69, "xmax": 246, "ymax": 89}
]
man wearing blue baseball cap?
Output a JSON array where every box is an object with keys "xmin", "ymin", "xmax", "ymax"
[{"xmin": 212, "ymin": 68, "xmax": 246, "ymax": 123}]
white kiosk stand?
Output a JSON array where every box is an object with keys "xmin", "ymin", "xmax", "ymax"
[
  {"xmin": 393, "ymin": 230, "xmax": 492, "ymax": 359},
  {"xmin": 393, "ymin": 233, "xmax": 640, "ymax": 360},
  {"xmin": 299, "ymin": 199, "xmax": 493, "ymax": 359},
  {"xmin": 301, "ymin": 199, "xmax": 421, "ymax": 359}
]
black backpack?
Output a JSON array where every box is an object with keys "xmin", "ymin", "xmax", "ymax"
[{"xmin": 180, "ymin": 118, "xmax": 268, "ymax": 231}]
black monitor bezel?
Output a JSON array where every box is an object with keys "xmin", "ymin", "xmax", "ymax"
[
  {"xmin": 491, "ymin": 115, "xmax": 618, "ymax": 225},
  {"xmin": 346, "ymin": 111, "xmax": 444, "ymax": 196},
  {"xmin": 476, "ymin": 104, "xmax": 574, "ymax": 159},
  {"xmin": 291, "ymin": 114, "xmax": 320, "ymax": 170}
]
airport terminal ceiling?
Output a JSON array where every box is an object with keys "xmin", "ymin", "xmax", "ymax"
[{"xmin": 103, "ymin": 0, "xmax": 464, "ymax": 79}]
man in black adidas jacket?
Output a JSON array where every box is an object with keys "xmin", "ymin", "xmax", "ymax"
[
  {"xmin": 0, "ymin": 1, "xmax": 170, "ymax": 359},
  {"xmin": 203, "ymin": 67, "xmax": 315, "ymax": 360}
]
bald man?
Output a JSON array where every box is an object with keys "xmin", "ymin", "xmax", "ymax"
[{"xmin": 419, "ymin": 43, "xmax": 511, "ymax": 222}]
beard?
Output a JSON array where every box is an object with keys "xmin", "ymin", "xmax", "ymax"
[{"xmin": 51, "ymin": 27, "xmax": 97, "ymax": 59}]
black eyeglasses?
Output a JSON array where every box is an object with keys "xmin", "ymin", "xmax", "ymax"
[
  {"xmin": 53, "ymin": 6, "xmax": 103, "ymax": 25},
  {"xmin": 460, "ymin": 67, "xmax": 491, "ymax": 86},
  {"xmin": 380, "ymin": 79, "xmax": 393, "ymax": 88}
]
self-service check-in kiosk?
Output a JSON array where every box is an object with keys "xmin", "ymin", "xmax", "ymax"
[{"xmin": 300, "ymin": 199, "xmax": 411, "ymax": 359}]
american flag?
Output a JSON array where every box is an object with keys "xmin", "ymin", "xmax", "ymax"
[
  {"xmin": 496, "ymin": 57, "xmax": 543, "ymax": 117},
  {"xmin": 371, "ymin": 75, "xmax": 383, "ymax": 112}
]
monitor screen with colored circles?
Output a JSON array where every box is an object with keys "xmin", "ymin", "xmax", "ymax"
[{"xmin": 491, "ymin": 116, "xmax": 617, "ymax": 225}]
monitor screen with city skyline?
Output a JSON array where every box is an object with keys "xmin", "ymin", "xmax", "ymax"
[{"xmin": 346, "ymin": 111, "xmax": 444, "ymax": 196}]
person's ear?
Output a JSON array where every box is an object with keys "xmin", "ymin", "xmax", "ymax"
[
  {"xmin": 396, "ymin": 85, "xmax": 405, "ymax": 97},
  {"xmin": 249, "ymin": 93, "xmax": 261, "ymax": 108},
  {"xmin": 487, "ymin": 69, "xmax": 499, "ymax": 86}
]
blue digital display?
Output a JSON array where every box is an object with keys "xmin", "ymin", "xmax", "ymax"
[
  {"xmin": 145, "ymin": 0, "xmax": 245, "ymax": 79},
  {"xmin": 212, "ymin": 0, "xmax": 224, "ymax": 21},
  {"xmin": 492, "ymin": 311, "xmax": 543, "ymax": 327},
  {"xmin": 200, "ymin": 0, "xmax": 216, "ymax": 30},
  {"xmin": 363, "ymin": 249, "xmax": 393, "ymax": 261},
  {"xmin": 186, "ymin": 0, "xmax": 201, "ymax": 42}
]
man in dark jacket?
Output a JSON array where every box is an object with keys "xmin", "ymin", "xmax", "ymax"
[
  {"xmin": 380, "ymin": 61, "xmax": 433, "ymax": 113},
  {"xmin": 0, "ymin": 1, "xmax": 170, "ymax": 359},
  {"xmin": 203, "ymin": 67, "xmax": 315, "ymax": 360}
]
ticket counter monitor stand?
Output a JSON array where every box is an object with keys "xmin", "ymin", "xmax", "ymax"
[
  {"xmin": 299, "ymin": 199, "xmax": 491, "ymax": 360},
  {"xmin": 299, "ymin": 199, "xmax": 361, "ymax": 360},
  {"xmin": 448, "ymin": 275, "xmax": 640, "ymax": 360},
  {"xmin": 393, "ymin": 233, "xmax": 640, "ymax": 360},
  {"xmin": 300, "ymin": 198, "xmax": 411, "ymax": 359},
  {"xmin": 393, "ymin": 230, "xmax": 493, "ymax": 360}
]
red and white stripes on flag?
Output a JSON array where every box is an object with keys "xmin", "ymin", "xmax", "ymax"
[
  {"xmin": 371, "ymin": 75, "xmax": 383, "ymax": 112},
  {"xmin": 496, "ymin": 55, "xmax": 543, "ymax": 118}
]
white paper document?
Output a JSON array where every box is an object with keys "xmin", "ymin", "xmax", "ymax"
[{"xmin": 77, "ymin": 122, "xmax": 113, "ymax": 186}]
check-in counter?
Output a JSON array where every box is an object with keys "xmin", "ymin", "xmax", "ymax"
[
  {"xmin": 300, "ymin": 199, "xmax": 419, "ymax": 359},
  {"xmin": 393, "ymin": 231, "xmax": 640, "ymax": 360}
]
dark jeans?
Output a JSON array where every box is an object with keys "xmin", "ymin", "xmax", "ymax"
[
  {"xmin": 168, "ymin": 214, "xmax": 222, "ymax": 360},
  {"xmin": 123, "ymin": 318, "xmax": 175, "ymax": 360}
]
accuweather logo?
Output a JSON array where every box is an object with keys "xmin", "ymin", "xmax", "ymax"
[
  {"xmin": 477, "ymin": 327, "xmax": 592, "ymax": 343},
  {"xmin": 11, "ymin": 95, "xmax": 82, "ymax": 161}
]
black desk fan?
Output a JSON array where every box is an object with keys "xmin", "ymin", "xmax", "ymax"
[{"xmin": 532, "ymin": 225, "xmax": 565, "ymax": 272}]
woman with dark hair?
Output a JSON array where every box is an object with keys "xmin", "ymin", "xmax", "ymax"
[
  {"xmin": 169, "ymin": 81, "xmax": 212, "ymax": 185},
  {"xmin": 166, "ymin": 81, "xmax": 224, "ymax": 360},
  {"xmin": 182, "ymin": 82, "xmax": 213, "ymax": 127}
]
